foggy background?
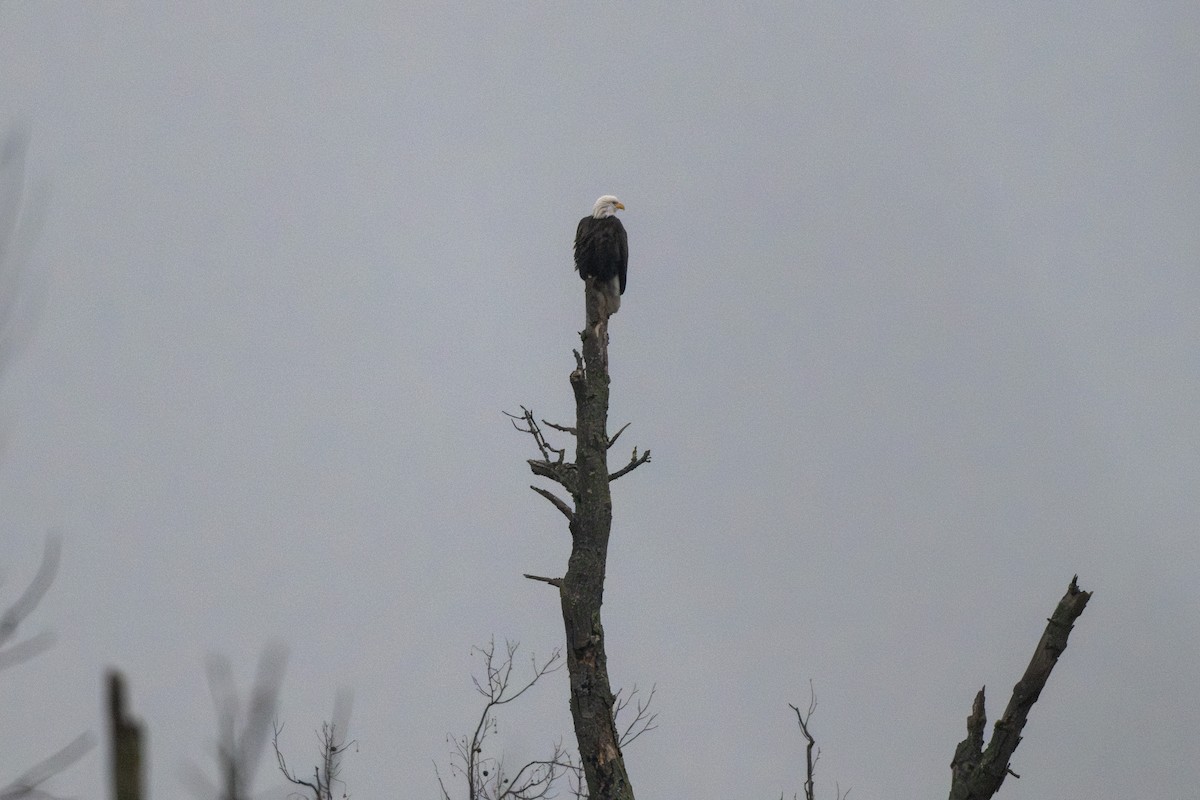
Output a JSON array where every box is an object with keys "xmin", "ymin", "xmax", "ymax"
[{"xmin": 2, "ymin": 4, "xmax": 1198, "ymax": 798}]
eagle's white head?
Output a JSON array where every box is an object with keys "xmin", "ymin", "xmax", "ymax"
[{"xmin": 591, "ymin": 195, "xmax": 625, "ymax": 219}]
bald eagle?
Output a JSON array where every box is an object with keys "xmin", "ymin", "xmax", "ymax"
[{"xmin": 574, "ymin": 195, "xmax": 627, "ymax": 318}]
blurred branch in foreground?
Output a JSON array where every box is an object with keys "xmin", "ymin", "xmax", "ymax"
[
  {"xmin": 182, "ymin": 644, "xmax": 289, "ymax": 800},
  {"xmin": 0, "ymin": 125, "xmax": 49, "ymax": 380},
  {"xmin": 0, "ymin": 534, "xmax": 60, "ymax": 671},
  {"xmin": 0, "ymin": 535, "xmax": 95, "ymax": 800},
  {"xmin": 0, "ymin": 733, "xmax": 95, "ymax": 800}
]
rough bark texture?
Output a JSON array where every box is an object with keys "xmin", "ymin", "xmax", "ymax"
[
  {"xmin": 558, "ymin": 282, "xmax": 635, "ymax": 800},
  {"xmin": 108, "ymin": 670, "xmax": 143, "ymax": 800},
  {"xmin": 948, "ymin": 576, "xmax": 1092, "ymax": 800}
]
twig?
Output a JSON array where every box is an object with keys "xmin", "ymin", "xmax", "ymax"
[
  {"xmin": 272, "ymin": 722, "xmax": 321, "ymax": 799},
  {"xmin": 609, "ymin": 448, "xmax": 651, "ymax": 482},
  {"xmin": 1, "ymin": 733, "xmax": 95, "ymax": 800},
  {"xmin": 614, "ymin": 685, "xmax": 659, "ymax": 748},
  {"xmin": 443, "ymin": 641, "xmax": 566, "ymax": 800},
  {"xmin": 607, "ymin": 423, "xmax": 631, "ymax": 449},
  {"xmin": 542, "ymin": 419, "xmax": 577, "ymax": 436},
  {"xmin": 504, "ymin": 407, "xmax": 566, "ymax": 465},
  {"xmin": 510, "ymin": 407, "xmax": 578, "ymax": 491}
]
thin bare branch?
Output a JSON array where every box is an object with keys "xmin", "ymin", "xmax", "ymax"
[
  {"xmin": 1, "ymin": 733, "xmax": 95, "ymax": 800},
  {"xmin": 0, "ymin": 534, "xmax": 61, "ymax": 665},
  {"xmin": 542, "ymin": 418, "xmax": 576, "ymax": 436},
  {"xmin": 0, "ymin": 535, "xmax": 87, "ymax": 800},
  {"xmin": 523, "ymin": 574, "xmax": 563, "ymax": 588},
  {"xmin": 608, "ymin": 447, "xmax": 651, "ymax": 482},
  {"xmin": 529, "ymin": 486, "xmax": 574, "ymax": 522},
  {"xmin": 790, "ymin": 689, "xmax": 818, "ymax": 800},
  {"xmin": 272, "ymin": 722, "xmax": 306, "ymax": 788},
  {"xmin": 0, "ymin": 125, "xmax": 49, "ymax": 379},
  {"xmin": 505, "ymin": 407, "xmax": 567, "ymax": 465},
  {"xmin": 606, "ymin": 423, "xmax": 631, "ymax": 449},
  {"xmin": 0, "ymin": 630, "xmax": 55, "ymax": 671},
  {"xmin": 273, "ymin": 717, "xmax": 354, "ymax": 800},
  {"xmin": 443, "ymin": 641, "xmax": 568, "ymax": 800},
  {"xmin": 496, "ymin": 748, "xmax": 578, "ymax": 800},
  {"xmin": 614, "ymin": 685, "xmax": 659, "ymax": 748},
  {"xmin": 511, "ymin": 406, "xmax": 580, "ymax": 492},
  {"xmin": 434, "ymin": 762, "xmax": 454, "ymax": 800}
]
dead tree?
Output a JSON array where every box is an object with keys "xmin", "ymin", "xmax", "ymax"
[
  {"xmin": 511, "ymin": 280, "xmax": 650, "ymax": 800},
  {"xmin": 782, "ymin": 579, "xmax": 1090, "ymax": 800},
  {"xmin": 948, "ymin": 577, "xmax": 1091, "ymax": 800}
]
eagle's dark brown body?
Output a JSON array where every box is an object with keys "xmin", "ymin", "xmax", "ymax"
[{"xmin": 574, "ymin": 212, "xmax": 628, "ymax": 316}]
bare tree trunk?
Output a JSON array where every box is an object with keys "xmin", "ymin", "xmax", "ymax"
[
  {"xmin": 948, "ymin": 577, "xmax": 1092, "ymax": 800},
  {"xmin": 557, "ymin": 284, "xmax": 634, "ymax": 800},
  {"xmin": 108, "ymin": 670, "xmax": 143, "ymax": 800},
  {"xmin": 517, "ymin": 281, "xmax": 650, "ymax": 800}
]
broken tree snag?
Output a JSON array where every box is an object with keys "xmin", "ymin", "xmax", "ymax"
[
  {"xmin": 948, "ymin": 577, "xmax": 1092, "ymax": 800},
  {"xmin": 109, "ymin": 670, "xmax": 144, "ymax": 800},
  {"xmin": 558, "ymin": 279, "xmax": 636, "ymax": 800}
]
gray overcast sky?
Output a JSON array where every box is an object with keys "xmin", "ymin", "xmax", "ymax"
[{"xmin": 2, "ymin": 3, "xmax": 1198, "ymax": 798}]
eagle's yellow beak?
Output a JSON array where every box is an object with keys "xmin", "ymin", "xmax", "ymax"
[{"xmin": 615, "ymin": 201, "xmax": 626, "ymax": 210}]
